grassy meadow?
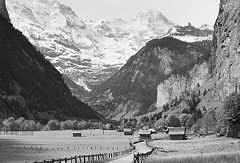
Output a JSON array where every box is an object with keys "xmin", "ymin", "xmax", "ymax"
[
  {"xmin": 0, "ymin": 130, "xmax": 135, "ymax": 163},
  {"xmin": 145, "ymin": 152, "xmax": 240, "ymax": 163},
  {"xmin": 146, "ymin": 136, "xmax": 240, "ymax": 163}
]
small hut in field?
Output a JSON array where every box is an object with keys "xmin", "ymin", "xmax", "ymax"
[
  {"xmin": 168, "ymin": 127, "xmax": 186, "ymax": 140},
  {"xmin": 72, "ymin": 132, "xmax": 82, "ymax": 137}
]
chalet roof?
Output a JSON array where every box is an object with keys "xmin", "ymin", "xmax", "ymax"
[
  {"xmin": 149, "ymin": 129, "xmax": 156, "ymax": 132},
  {"xmin": 123, "ymin": 128, "xmax": 132, "ymax": 132},
  {"xmin": 168, "ymin": 127, "xmax": 186, "ymax": 135}
]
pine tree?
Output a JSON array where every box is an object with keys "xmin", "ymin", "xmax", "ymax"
[{"xmin": 223, "ymin": 92, "xmax": 240, "ymax": 137}]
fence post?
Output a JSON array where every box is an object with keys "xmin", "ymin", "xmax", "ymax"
[
  {"xmin": 83, "ymin": 156, "xmax": 86, "ymax": 163},
  {"xmin": 89, "ymin": 155, "xmax": 92, "ymax": 162},
  {"xmin": 74, "ymin": 156, "xmax": 77, "ymax": 163},
  {"xmin": 52, "ymin": 159, "xmax": 55, "ymax": 163},
  {"xmin": 65, "ymin": 158, "xmax": 67, "ymax": 163},
  {"xmin": 88, "ymin": 155, "xmax": 90, "ymax": 162},
  {"xmin": 101, "ymin": 154, "xmax": 104, "ymax": 160}
]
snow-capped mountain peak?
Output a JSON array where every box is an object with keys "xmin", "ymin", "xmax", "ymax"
[
  {"xmin": 134, "ymin": 9, "xmax": 174, "ymax": 34},
  {"xmin": 136, "ymin": 9, "xmax": 174, "ymax": 25},
  {"xmin": 7, "ymin": 0, "xmax": 213, "ymax": 95}
]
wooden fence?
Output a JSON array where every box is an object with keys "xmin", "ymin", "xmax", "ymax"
[
  {"xmin": 34, "ymin": 146, "xmax": 135, "ymax": 163},
  {"xmin": 0, "ymin": 130, "xmax": 34, "ymax": 136},
  {"xmin": 0, "ymin": 143, "xmax": 130, "ymax": 153},
  {"xmin": 0, "ymin": 130, "xmax": 125, "ymax": 137}
]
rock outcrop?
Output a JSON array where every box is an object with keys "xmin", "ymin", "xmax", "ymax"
[
  {"xmin": 0, "ymin": 14, "xmax": 101, "ymax": 122},
  {"xmin": 210, "ymin": 0, "xmax": 240, "ymax": 102}
]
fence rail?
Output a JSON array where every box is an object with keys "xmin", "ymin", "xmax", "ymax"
[
  {"xmin": 34, "ymin": 146, "xmax": 135, "ymax": 163},
  {"xmin": 0, "ymin": 143, "xmax": 130, "ymax": 153},
  {"xmin": 0, "ymin": 130, "xmax": 125, "ymax": 137},
  {"xmin": 0, "ymin": 130, "xmax": 34, "ymax": 136}
]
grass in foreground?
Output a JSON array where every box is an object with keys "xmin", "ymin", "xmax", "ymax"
[{"xmin": 145, "ymin": 152, "xmax": 240, "ymax": 163}]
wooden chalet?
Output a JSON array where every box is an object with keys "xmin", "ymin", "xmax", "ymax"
[
  {"xmin": 168, "ymin": 127, "xmax": 186, "ymax": 140},
  {"xmin": 228, "ymin": 124, "xmax": 240, "ymax": 138},
  {"xmin": 139, "ymin": 130, "xmax": 151, "ymax": 141}
]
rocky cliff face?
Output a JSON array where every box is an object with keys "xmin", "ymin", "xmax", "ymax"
[
  {"xmin": 90, "ymin": 37, "xmax": 211, "ymax": 120},
  {"xmin": 210, "ymin": 0, "xmax": 240, "ymax": 103},
  {"xmin": 0, "ymin": 15, "xmax": 101, "ymax": 122},
  {"xmin": 156, "ymin": 62, "xmax": 209, "ymax": 109}
]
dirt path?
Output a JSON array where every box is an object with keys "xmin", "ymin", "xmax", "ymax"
[{"xmin": 109, "ymin": 142, "xmax": 152, "ymax": 163}]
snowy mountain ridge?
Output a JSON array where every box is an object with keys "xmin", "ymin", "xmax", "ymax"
[{"xmin": 6, "ymin": 0, "xmax": 213, "ymax": 94}]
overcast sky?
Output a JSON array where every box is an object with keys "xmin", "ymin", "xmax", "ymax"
[{"xmin": 59, "ymin": 0, "xmax": 220, "ymax": 27}]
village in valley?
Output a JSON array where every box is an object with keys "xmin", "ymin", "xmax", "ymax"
[{"xmin": 0, "ymin": 107, "xmax": 240, "ymax": 163}]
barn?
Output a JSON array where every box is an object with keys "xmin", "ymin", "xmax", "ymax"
[
  {"xmin": 72, "ymin": 132, "xmax": 82, "ymax": 137},
  {"xmin": 228, "ymin": 124, "xmax": 240, "ymax": 138},
  {"xmin": 139, "ymin": 130, "xmax": 151, "ymax": 141},
  {"xmin": 168, "ymin": 127, "xmax": 186, "ymax": 140}
]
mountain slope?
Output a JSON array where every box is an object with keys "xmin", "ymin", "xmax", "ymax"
[
  {"xmin": 7, "ymin": 0, "xmax": 213, "ymax": 92},
  {"xmin": 90, "ymin": 37, "xmax": 211, "ymax": 120},
  {"xmin": 0, "ymin": 14, "xmax": 101, "ymax": 122},
  {"xmin": 156, "ymin": 0, "xmax": 240, "ymax": 119}
]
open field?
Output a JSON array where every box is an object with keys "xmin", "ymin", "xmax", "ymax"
[
  {"xmin": 0, "ymin": 130, "xmax": 135, "ymax": 163},
  {"xmin": 146, "ymin": 136, "xmax": 240, "ymax": 163},
  {"xmin": 2, "ymin": 131, "xmax": 240, "ymax": 163}
]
